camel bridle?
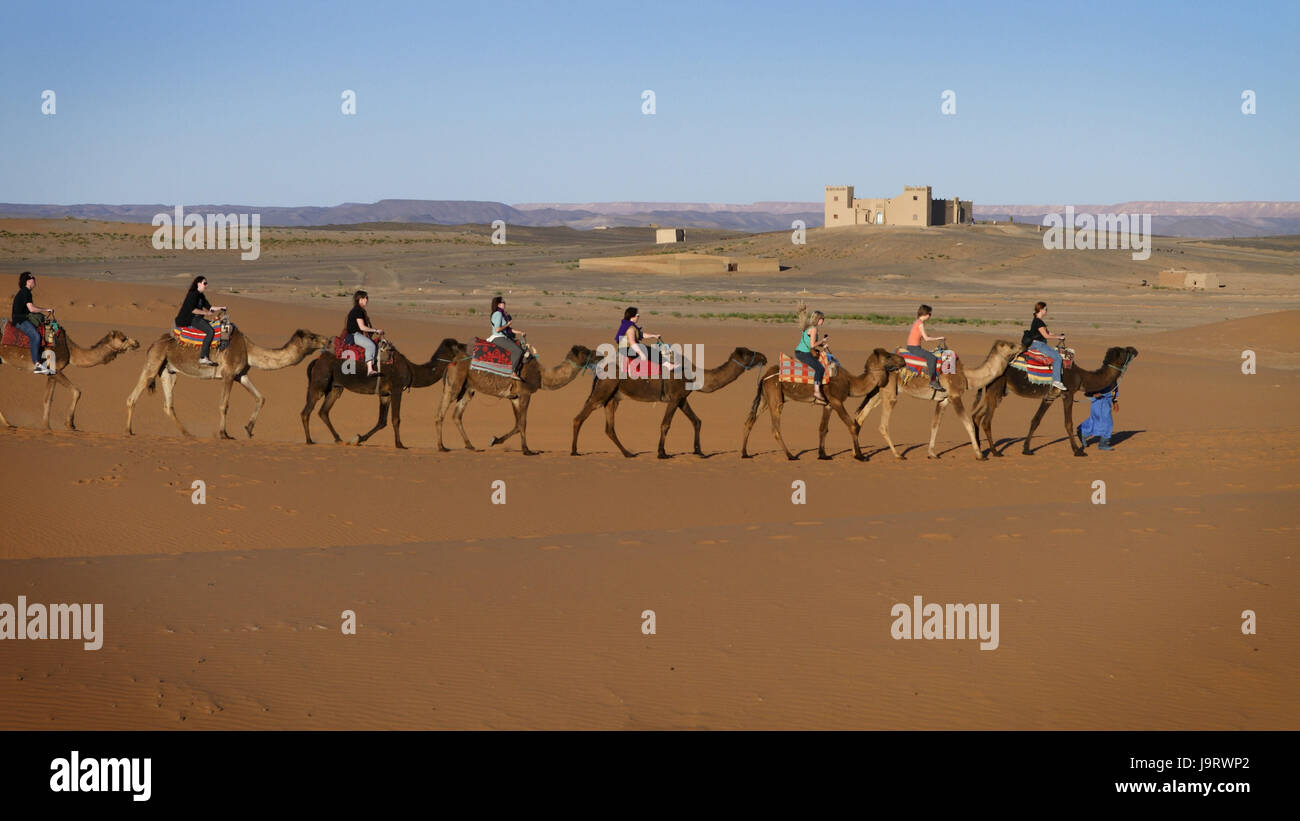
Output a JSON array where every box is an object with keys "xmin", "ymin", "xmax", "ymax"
[{"xmin": 731, "ymin": 351, "xmax": 763, "ymax": 371}]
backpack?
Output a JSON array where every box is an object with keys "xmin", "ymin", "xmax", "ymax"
[{"xmin": 1020, "ymin": 328, "xmax": 1036, "ymax": 348}]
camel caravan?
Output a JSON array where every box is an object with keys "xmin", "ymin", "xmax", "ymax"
[{"xmin": 5, "ymin": 273, "xmax": 1138, "ymax": 458}]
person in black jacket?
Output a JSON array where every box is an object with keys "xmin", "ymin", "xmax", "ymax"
[{"xmin": 175, "ymin": 276, "xmax": 226, "ymax": 365}]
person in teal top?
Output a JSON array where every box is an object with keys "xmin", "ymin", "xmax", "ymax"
[
  {"xmin": 487, "ymin": 295, "xmax": 524, "ymax": 373},
  {"xmin": 795, "ymin": 310, "xmax": 828, "ymax": 404}
]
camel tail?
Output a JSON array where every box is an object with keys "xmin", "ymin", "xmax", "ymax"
[
  {"xmin": 144, "ymin": 358, "xmax": 166, "ymax": 393},
  {"xmin": 746, "ymin": 374, "xmax": 766, "ymax": 419}
]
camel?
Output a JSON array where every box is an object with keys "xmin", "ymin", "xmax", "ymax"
[
  {"xmin": 740, "ymin": 348, "xmax": 906, "ymax": 460},
  {"xmin": 972, "ymin": 345, "xmax": 1138, "ymax": 457},
  {"xmin": 0, "ymin": 323, "xmax": 139, "ymax": 429},
  {"xmin": 125, "ymin": 311, "xmax": 329, "ymax": 438},
  {"xmin": 437, "ymin": 341, "xmax": 602, "ymax": 455},
  {"xmin": 302, "ymin": 337, "xmax": 464, "ymax": 449},
  {"xmin": 854, "ymin": 340, "xmax": 1020, "ymax": 461},
  {"xmin": 571, "ymin": 346, "xmax": 767, "ymax": 458}
]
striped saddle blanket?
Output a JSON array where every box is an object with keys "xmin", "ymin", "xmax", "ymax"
[
  {"xmin": 469, "ymin": 337, "xmax": 517, "ymax": 379},
  {"xmin": 1009, "ymin": 348, "xmax": 1073, "ymax": 384},
  {"xmin": 896, "ymin": 347, "xmax": 956, "ymax": 380},
  {"xmin": 778, "ymin": 353, "xmax": 831, "ymax": 385},
  {"xmin": 172, "ymin": 324, "xmax": 226, "ymax": 348}
]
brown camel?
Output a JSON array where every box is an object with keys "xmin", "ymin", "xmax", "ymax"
[
  {"xmin": 740, "ymin": 348, "xmax": 906, "ymax": 460},
  {"xmin": 302, "ymin": 337, "xmax": 464, "ymax": 449},
  {"xmin": 125, "ymin": 312, "xmax": 328, "ymax": 438},
  {"xmin": 972, "ymin": 345, "xmax": 1138, "ymax": 457},
  {"xmin": 571, "ymin": 346, "xmax": 767, "ymax": 458},
  {"xmin": 437, "ymin": 342, "xmax": 602, "ymax": 455},
  {"xmin": 854, "ymin": 340, "xmax": 1020, "ymax": 461},
  {"xmin": 0, "ymin": 324, "xmax": 139, "ymax": 429}
]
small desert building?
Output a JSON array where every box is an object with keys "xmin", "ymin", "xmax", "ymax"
[
  {"xmin": 825, "ymin": 185, "xmax": 973, "ymax": 228},
  {"xmin": 579, "ymin": 252, "xmax": 778, "ymax": 275},
  {"xmin": 656, "ymin": 228, "xmax": 685, "ymax": 243},
  {"xmin": 1157, "ymin": 269, "xmax": 1220, "ymax": 290}
]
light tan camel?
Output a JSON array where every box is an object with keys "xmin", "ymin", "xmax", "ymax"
[
  {"xmin": 740, "ymin": 348, "xmax": 906, "ymax": 460},
  {"xmin": 571, "ymin": 346, "xmax": 767, "ymax": 458},
  {"xmin": 437, "ymin": 342, "xmax": 602, "ymax": 455},
  {"xmin": 0, "ymin": 323, "xmax": 139, "ymax": 429},
  {"xmin": 854, "ymin": 340, "xmax": 1019, "ymax": 461},
  {"xmin": 125, "ymin": 312, "xmax": 328, "ymax": 438}
]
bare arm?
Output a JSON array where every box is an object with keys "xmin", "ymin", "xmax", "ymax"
[{"xmin": 26, "ymin": 301, "xmax": 53, "ymax": 315}]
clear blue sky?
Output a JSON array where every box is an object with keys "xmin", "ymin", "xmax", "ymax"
[{"xmin": 1, "ymin": 0, "xmax": 1295, "ymax": 206}]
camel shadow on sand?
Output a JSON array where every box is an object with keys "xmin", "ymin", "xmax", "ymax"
[{"xmin": 982, "ymin": 429, "xmax": 1146, "ymax": 456}]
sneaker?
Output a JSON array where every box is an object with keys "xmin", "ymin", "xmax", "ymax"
[
  {"xmin": 199, "ymin": 357, "xmax": 217, "ymax": 366},
  {"xmin": 1051, "ymin": 381, "xmax": 1066, "ymax": 390},
  {"xmin": 32, "ymin": 364, "xmax": 51, "ymax": 375}
]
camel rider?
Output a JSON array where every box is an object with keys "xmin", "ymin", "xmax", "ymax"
[
  {"xmin": 1026, "ymin": 301, "xmax": 1066, "ymax": 390},
  {"xmin": 616, "ymin": 306, "xmax": 677, "ymax": 373},
  {"xmin": 346, "ymin": 290, "xmax": 384, "ymax": 376},
  {"xmin": 175, "ymin": 276, "xmax": 227, "ymax": 367},
  {"xmin": 906, "ymin": 304, "xmax": 946, "ymax": 392},
  {"xmin": 11, "ymin": 271, "xmax": 56, "ymax": 375},
  {"xmin": 796, "ymin": 310, "xmax": 829, "ymax": 405},
  {"xmin": 488, "ymin": 296, "xmax": 525, "ymax": 375}
]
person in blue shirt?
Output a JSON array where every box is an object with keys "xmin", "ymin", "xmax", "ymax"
[{"xmin": 1079, "ymin": 386, "xmax": 1118, "ymax": 451}]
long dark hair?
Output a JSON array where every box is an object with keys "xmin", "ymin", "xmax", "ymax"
[
  {"xmin": 186, "ymin": 275, "xmax": 206, "ymax": 293},
  {"xmin": 353, "ymin": 290, "xmax": 369, "ymax": 308},
  {"xmin": 491, "ymin": 296, "xmax": 508, "ymax": 317},
  {"xmin": 18, "ymin": 271, "xmax": 34, "ymax": 289},
  {"xmin": 623, "ymin": 306, "xmax": 638, "ymax": 322}
]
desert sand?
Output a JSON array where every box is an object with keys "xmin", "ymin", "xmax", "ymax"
[{"xmin": 0, "ymin": 220, "xmax": 1296, "ymax": 729}]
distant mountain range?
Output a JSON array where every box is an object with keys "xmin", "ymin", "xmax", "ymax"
[{"xmin": 1, "ymin": 199, "xmax": 1297, "ymax": 238}]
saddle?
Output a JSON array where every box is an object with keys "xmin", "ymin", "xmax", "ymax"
[
  {"xmin": 1, "ymin": 317, "xmax": 64, "ymax": 350},
  {"xmin": 1009, "ymin": 347, "xmax": 1074, "ymax": 384},
  {"xmin": 777, "ymin": 353, "xmax": 833, "ymax": 385},
  {"xmin": 895, "ymin": 346, "xmax": 956, "ymax": 385},
  {"xmin": 172, "ymin": 316, "xmax": 233, "ymax": 351},
  {"xmin": 469, "ymin": 337, "xmax": 519, "ymax": 380},
  {"xmin": 331, "ymin": 333, "xmax": 395, "ymax": 367}
]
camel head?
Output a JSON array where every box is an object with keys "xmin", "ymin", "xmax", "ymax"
[
  {"xmin": 991, "ymin": 339, "xmax": 1019, "ymax": 361},
  {"xmin": 565, "ymin": 344, "xmax": 601, "ymax": 369},
  {"xmin": 292, "ymin": 330, "xmax": 332, "ymax": 353},
  {"xmin": 868, "ymin": 347, "xmax": 907, "ymax": 374},
  {"xmin": 1103, "ymin": 346, "xmax": 1139, "ymax": 371},
  {"xmin": 728, "ymin": 347, "xmax": 767, "ymax": 372},
  {"xmin": 110, "ymin": 330, "xmax": 140, "ymax": 352}
]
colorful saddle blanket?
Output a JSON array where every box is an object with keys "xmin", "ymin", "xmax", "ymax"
[
  {"xmin": 778, "ymin": 353, "xmax": 831, "ymax": 385},
  {"xmin": 469, "ymin": 337, "xmax": 517, "ymax": 379},
  {"xmin": 1, "ymin": 318, "xmax": 63, "ymax": 349},
  {"xmin": 1008, "ymin": 349, "xmax": 1072, "ymax": 384},
  {"xmin": 331, "ymin": 334, "xmax": 395, "ymax": 367},
  {"xmin": 895, "ymin": 347, "xmax": 956, "ymax": 377},
  {"xmin": 172, "ymin": 324, "xmax": 226, "ymax": 347}
]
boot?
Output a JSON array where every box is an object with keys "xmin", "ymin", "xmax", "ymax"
[{"xmin": 1098, "ymin": 437, "xmax": 1114, "ymax": 451}]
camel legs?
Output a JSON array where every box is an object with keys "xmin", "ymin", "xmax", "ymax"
[
  {"xmin": 678, "ymin": 397, "xmax": 704, "ymax": 456},
  {"xmin": 435, "ymin": 368, "xmax": 470, "ymax": 452},
  {"xmin": 936, "ymin": 395, "xmax": 984, "ymax": 461},
  {"xmin": 158, "ymin": 369, "xmax": 191, "ymax": 437},
  {"xmin": 1022, "ymin": 397, "xmax": 1056, "ymax": 455},
  {"xmin": 55, "ymin": 372, "xmax": 82, "ymax": 430},
  {"xmin": 825, "ymin": 396, "xmax": 864, "ymax": 460},
  {"xmin": 239, "ymin": 374, "xmax": 265, "ymax": 438},
  {"xmin": 451, "ymin": 389, "xmax": 477, "ymax": 451},
  {"xmin": 927, "ymin": 400, "xmax": 948, "ymax": 458},
  {"xmin": 389, "ymin": 389, "xmax": 406, "ymax": 450},
  {"xmin": 571, "ymin": 381, "xmax": 625, "ymax": 456},
  {"xmin": 876, "ymin": 393, "xmax": 904, "ymax": 460},
  {"xmin": 491, "ymin": 392, "xmax": 538, "ymax": 455},
  {"xmin": 739, "ymin": 381, "xmax": 769, "ymax": 458},
  {"xmin": 215, "ymin": 376, "xmax": 238, "ymax": 440},
  {"xmin": 657, "ymin": 398, "xmax": 682, "ymax": 459},
  {"xmin": 317, "ymin": 387, "xmax": 346, "ymax": 443},
  {"xmin": 599, "ymin": 396, "xmax": 636, "ymax": 458},
  {"xmin": 354, "ymin": 387, "xmax": 392, "ymax": 445},
  {"xmin": 766, "ymin": 392, "xmax": 799, "ymax": 461},
  {"xmin": 1062, "ymin": 391, "xmax": 1086, "ymax": 457}
]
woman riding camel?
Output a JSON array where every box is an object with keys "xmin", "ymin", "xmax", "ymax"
[
  {"xmin": 616, "ymin": 306, "xmax": 675, "ymax": 377},
  {"xmin": 796, "ymin": 310, "xmax": 829, "ymax": 405},
  {"xmin": 1027, "ymin": 301, "xmax": 1066, "ymax": 390},
  {"xmin": 346, "ymin": 290, "xmax": 384, "ymax": 376},
  {"xmin": 11, "ymin": 272, "xmax": 56, "ymax": 375},
  {"xmin": 488, "ymin": 296, "xmax": 525, "ymax": 375},
  {"xmin": 175, "ymin": 276, "xmax": 226, "ymax": 367},
  {"xmin": 906, "ymin": 304, "xmax": 946, "ymax": 392}
]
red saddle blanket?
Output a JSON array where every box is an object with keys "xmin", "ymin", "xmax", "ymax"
[
  {"xmin": 895, "ymin": 346, "xmax": 956, "ymax": 375},
  {"xmin": 332, "ymin": 333, "xmax": 365, "ymax": 361},
  {"xmin": 471, "ymin": 337, "xmax": 512, "ymax": 366},
  {"xmin": 2, "ymin": 320, "xmax": 62, "ymax": 349},
  {"xmin": 778, "ymin": 353, "xmax": 830, "ymax": 385},
  {"xmin": 172, "ymin": 325, "xmax": 224, "ymax": 346}
]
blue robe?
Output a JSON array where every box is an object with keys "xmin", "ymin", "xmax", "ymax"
[{"xmin": 1080, "ymin": 388, "xmax": 1115, "ymax": 440}]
